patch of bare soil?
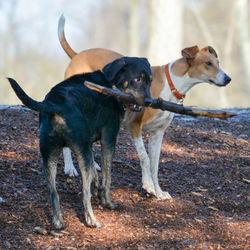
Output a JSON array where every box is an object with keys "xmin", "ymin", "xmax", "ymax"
[{"xmin": 0, "ymin": 107, "xmax": 249, "ymax": 249}]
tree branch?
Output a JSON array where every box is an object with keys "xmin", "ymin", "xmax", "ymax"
[{"xmin": 84, "ymin": 81, "xmax": 236, "ymax": 119}]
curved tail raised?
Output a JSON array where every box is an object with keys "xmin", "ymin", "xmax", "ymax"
[
  {"xmin": 7, "ymin": 78, "xmax": 59, "ymax": 114},
  {"xmin": 58, "ymin": 14, "xmax": 77, "ymax": 59}
]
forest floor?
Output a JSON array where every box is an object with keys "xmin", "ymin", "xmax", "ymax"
[{"xmin": 0, "ymin": 107, "xmax": 249, "ymax": 249}]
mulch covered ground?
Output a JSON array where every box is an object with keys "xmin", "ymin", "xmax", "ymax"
[{"xmin": 0, "ymin": 107, "xmax": 249, "ymax": 249}]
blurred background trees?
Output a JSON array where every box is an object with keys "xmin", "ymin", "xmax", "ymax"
[{"xmin": 0, "ymin": 0, "xmax": 249, "ymax": 108}]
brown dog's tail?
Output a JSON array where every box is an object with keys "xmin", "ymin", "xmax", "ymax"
[
  {"xmin": 58, "ymin": 14, "xmax": 77, "ymax": 59},
  {"xmin": 7, "ymin": 78, "xmax": 60, "ymax": 115}
]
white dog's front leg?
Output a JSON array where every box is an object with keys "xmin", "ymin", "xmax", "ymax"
[
  {"xmin": 63, "ymin": 148, "xmax": 101, "ymax": 176},
  {"xmin": 148, "ymin": 132, "xmax": 172, "ymax": 200},
  {"xmin": 132, "ymin": 137, "xmax": 154, "ymax": 194},
  {"xmin": 63, "ymin": 147, "xmax": 79, "ymax": 176}
]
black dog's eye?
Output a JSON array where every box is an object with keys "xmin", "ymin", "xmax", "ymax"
[
  {"xmin": 205, "ymin": 61, "xmax": 212, "ymax": 66},
  {"xmin": 134, "ymin": 77, "xmax": 142, "ymax": 83}
]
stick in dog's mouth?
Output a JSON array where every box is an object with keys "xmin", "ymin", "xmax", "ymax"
[
  {"xmin": 84, "ymin": 81, "xmax": 143, "ymax": 112},
  {"xmin": 84, "ymin": 81, "xmax": 237, "ymax": 119},
  {"xmin": 125, "ymin": 103, "xmax": 142, "ymax": 112}
]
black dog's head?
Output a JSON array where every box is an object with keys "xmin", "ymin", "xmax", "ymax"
[{"xmin": 102, "ymin": 57, "xmax": 152, "ymax": 111}]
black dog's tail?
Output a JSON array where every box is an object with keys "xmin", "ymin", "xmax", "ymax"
[{"xmin": 7, "ymin": 78, "xmax": 60, "ymax": 115}]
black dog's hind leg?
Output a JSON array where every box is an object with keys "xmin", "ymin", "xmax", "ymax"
[
  {"xmin": 91, "ymin": 151, "xmax": 99, "ymax": 197},
  {"xmin": 99, "ymin": 138, "xmax": 118, "ymax": 210},
  {"xmin": 42, "ymin": 149, "xmax": 65, "ymax": 230},
  {"xmin": 75, "ymin": 146, "xmax": 102, "ymax": 228}
]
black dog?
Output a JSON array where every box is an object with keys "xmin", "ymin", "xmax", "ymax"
[{"xmin": 8, "ymin": 57, "xmax": 152, "ymax": 229}]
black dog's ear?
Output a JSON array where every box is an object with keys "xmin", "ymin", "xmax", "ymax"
[
  {"xmin": 139, "ymin": 57, "xmax": 151, "ymax": 68},
  {"xmin": 124, "ymin": 57, "xmax": 152, "ymax": 77},
  {"xmin": 102, "ymin": 58, "xmax": 126, "ymax": 82},
  {"xmin": 102, "ymin": 57, "xmax": 152, "ymax": 82},
  {"xmin": 139, "ymin": 57, "xmax": 151, "ymax": 75}
]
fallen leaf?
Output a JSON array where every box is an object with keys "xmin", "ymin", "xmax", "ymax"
[
  {"xmin": 208, "ymin": 206, "xmax": 219, "ymax": 211},
  {"xmin": 191, "ymin": 191, "xmax": 203, "ymax": 197},
  {"xmin": 195, "ymin": 218, "xmax": 203, "ymax": 223},
  {"xmin": 34, "ymin": 227, "xmax": 48, "ymax": 235},
  {"xmin": 242, "ymin": 178, "xmax": 250, "ymax": 184},
  {"xmin": 165, "ymin": 214, "xmax": 173, "ymax": 218}
]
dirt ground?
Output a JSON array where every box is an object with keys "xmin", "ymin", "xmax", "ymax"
[{"xmin": 0, "ymin": 107, "xmax": 249, "ymax": 249}]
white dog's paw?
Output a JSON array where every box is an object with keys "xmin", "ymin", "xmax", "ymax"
[
  {"xmin": 94, "ymin": 161, "xmax": 101, "ymax": 172},
  {"xmin": 156, "ymin": 191, "xmax": 172, "ymax": 201},
  {"xmin": 64, "ymin": 164, "xmax": 78, "ymax": 177}
]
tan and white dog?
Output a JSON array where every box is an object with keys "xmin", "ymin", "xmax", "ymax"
[{"xmin": 58, "ymin": 15, "xmax": 231, "ymax": 200}]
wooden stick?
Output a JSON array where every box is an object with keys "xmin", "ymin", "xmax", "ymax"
[
  {"xmin": 84, "ymin": 81, "xmax": 237, "ymax": 119},
  {"xmin": 85, "ymin": 81, "xmax": 136, "ymax": 103}
]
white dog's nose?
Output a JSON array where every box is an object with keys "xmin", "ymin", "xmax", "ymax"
[{"xmin": 224, "ymin": 74, "xmax": 231, "ymax": 84}]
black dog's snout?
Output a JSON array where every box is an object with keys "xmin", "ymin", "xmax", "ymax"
[
  {"xmin": 144, "ymin": 97, "xmax": 153, "ymax": 107},
  {"xmin": 224, "ymin": 74, "xmax": 231, "ymax": 84}
]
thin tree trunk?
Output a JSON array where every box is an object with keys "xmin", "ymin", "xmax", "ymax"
[
  {"xmin": 147, "ymin": 0, "xmax": 182, "ymax": 65},
  {"xmin": 190, "ymin": 0, "xmax": 237, "ymax": 107},
  {"xmin": 128, "ymin": 0, "xmax": 139, "ymax": 56},
  {"xmin": 237, "ymin": 0, "xmax": 250, "ymax": 96}
]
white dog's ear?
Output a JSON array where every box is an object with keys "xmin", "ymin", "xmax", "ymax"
[
  {"xmin": 182, "ymin": 45, "xmax": 200, "ymax": 59},
  {"xmin": 201, "ymin": 46, "xmax": 218, "ymax": 58}
]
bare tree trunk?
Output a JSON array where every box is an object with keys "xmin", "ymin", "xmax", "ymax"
[
  {"xmin": 128, "ymin": 0, "xmax": 139, "ymax": 56},
  {"xmin": 1, "ymin": 0, "xmax": 18, "ymax": 74},
  {"xmin": 147, "ymin": 0, "xmax": 183, "ymax": 65},
  {"xmin": 236, "ymin": 0, "xmax": 250, "ymax": 96},
  {"xmin": 222, "ymin": 1, "xmax": 237, "ymax": 107},
  {"xmin": 190, "ymin": 0, "xmax": 239, "ymax": 107},
  {"xmin": 190, "ymin": 1, "xmax": 214, "ymax": 45}
]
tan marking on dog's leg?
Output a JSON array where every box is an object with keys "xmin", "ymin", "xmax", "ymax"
[{"xmin": 128, "ymin": 120, "xmax": 142, "ymax": 139}]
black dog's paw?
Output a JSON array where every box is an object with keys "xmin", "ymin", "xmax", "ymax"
[
  {"xmin": 141, "ymin": 188, "xmax": 154, "ymax": 199},
  {"xmin": 53, "ymin": 218, "xmax": 66, "ymax": 230},
  {"xmin": 100, "ymin": 199, "xmax": 118, "ymax": 210},
  {"xmin": 106, "ymin": 202, "xmax": 118, "ymax": 210}
]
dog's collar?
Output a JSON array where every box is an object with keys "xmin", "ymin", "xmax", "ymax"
[
  {"xmin": 122, "ymin": 104, "xmax": 127, "ymax": 111},
  {"xmin": 165, "ymin": 63, "xmax": 185, "ymax": 101}
]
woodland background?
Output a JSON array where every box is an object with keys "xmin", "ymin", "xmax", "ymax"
[{"xmin": 0, "ymin": 0, "xmax": 250, "ymax": 108}]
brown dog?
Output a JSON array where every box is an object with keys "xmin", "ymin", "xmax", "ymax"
[{"xmin": 58, "ymin": 15, "xmax": 231, "ymax": 200}]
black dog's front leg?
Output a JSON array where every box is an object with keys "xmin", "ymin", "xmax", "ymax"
[{"xmin": 99, "ymin": 139, "xmax": 118, "ymax": 210}]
